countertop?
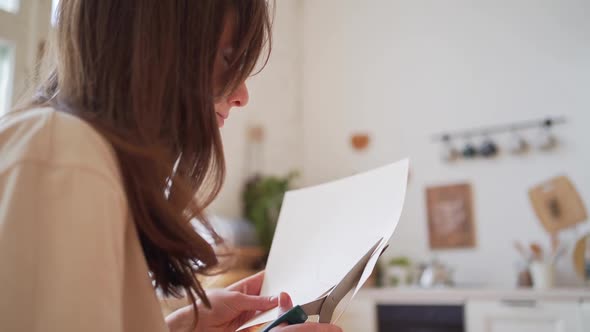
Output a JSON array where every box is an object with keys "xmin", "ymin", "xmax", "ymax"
[{"xmin": 355, "ymin": 287, "xmax": 590, "ymax": 304}]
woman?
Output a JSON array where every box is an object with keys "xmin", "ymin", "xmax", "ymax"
[{"xmin": 0, "ymin": 1, "xmax": 341, "ymax": 331}]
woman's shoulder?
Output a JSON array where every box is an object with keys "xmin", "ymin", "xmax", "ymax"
[{"xmin": 0, "ymin": 107, "xmax": 122, "ymax": 186}]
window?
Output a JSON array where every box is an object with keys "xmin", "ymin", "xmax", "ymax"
[
  {"xmin": 0, "ymin": 42, "xmax": 15, "ymax": 115},
  {"xmin": 0, "ymin": 0, "xmax": 19, "ymax": 13},
  {"xmin": 51, "ymin": 0, "xmax": 59, "ymax": 25}
]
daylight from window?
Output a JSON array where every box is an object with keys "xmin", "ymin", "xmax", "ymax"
[
  {"xmin": 0, "ymin": 0, "xmax": 19, "ymax": 13},
  {"xmin": 51, "ymin": 0, "xmax": 59, "ymax": 25},
  {"xmin": 0, "ymin": 43, "xmax": 14, "ymax": 115}
]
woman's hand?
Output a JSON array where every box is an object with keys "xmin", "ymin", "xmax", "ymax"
[
  {"xmin": 165, "ymin": 271, "xmax": 342, "ymax": 332},
  {"xmin": 270, "ymin": 293, "xmax": 342, "ymax": 332},
  {"xmin": 166, "ymin": 271, "xmax": 278, "ymax": 332}
]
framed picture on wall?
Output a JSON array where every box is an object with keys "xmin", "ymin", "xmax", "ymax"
[{"xmin": 425, "ymin": 183, "xmax": 476, "ymax": 249}]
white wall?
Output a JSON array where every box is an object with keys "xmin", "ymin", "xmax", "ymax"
[
  {"xmin": 211, "ymin": 0, "xmax": 304, "ymax": 218},
  {"xmin": 302, "ymin": 0, "xmax": 590, "ymax": 286}
]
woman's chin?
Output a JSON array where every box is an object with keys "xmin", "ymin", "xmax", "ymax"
[{"xmin": 216, "ymin": 117, "xmax": 225, "ymax": 128}]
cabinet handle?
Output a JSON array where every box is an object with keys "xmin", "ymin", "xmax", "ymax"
[{"xmin": 500, "ymin": 299, "xmax": 537, "ymax": 307}]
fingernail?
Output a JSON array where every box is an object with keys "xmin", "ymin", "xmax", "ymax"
[
  {"xmin": 269, "ymin": 295, "xmax": 278, "ymax": 303},
  {"xmin": 279, "ymin": 292, "xmax": 293, "ymax": 307}
]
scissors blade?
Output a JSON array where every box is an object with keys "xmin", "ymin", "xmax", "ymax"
[
  {"xmin": 299, "ymin": 296, "xmax": 327, "ymax": 316},
  {"xmin": 318, "ymin": 238, "xmax": 384, "ymax": 323}
]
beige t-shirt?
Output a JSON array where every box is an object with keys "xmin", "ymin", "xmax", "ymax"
[{"xmin": 0, "ymin": 108, "xmax": 169, "ymax": 331}]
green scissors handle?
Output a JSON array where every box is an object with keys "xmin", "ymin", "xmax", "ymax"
[{"xmin": 261, "ymin": 305, "xmax": 308, "ymax": 332}]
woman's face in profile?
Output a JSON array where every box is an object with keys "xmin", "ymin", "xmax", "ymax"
[{"xmin": 213, "ymin": 14, "xmax": 249, "ymax": 128}]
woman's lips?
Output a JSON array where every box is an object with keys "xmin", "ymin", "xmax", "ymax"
[{"xmin": 216, "ymin": 112, "xmax": 228, "ymax": 127}]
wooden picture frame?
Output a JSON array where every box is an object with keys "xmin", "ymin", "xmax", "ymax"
[{"xmin": 426, "ymin": 183, "xmax": 476, "ymax": 249}]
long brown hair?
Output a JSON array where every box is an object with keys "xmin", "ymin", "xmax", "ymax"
[{"xmin": 27, "ymin": 0, "xmax": 271, "ymax": 318}]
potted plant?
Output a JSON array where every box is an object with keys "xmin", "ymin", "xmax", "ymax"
[
  {"xmin": 384, "ymin": 256, "xmax": 412, "ymax": 287},
  {"xmin": 242, "ymin": 172, "xmax": 298, "ymax": 260}
]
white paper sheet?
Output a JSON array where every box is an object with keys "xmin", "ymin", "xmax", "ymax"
[{"xmin": 238, "ymin": 159, "xmax": 409, "ymax": 330}]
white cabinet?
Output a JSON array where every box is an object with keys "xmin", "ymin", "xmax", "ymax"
[
  {"xmin": 581, "ymin": 301, "xmax": 590, "ymax": 331},
  {"xmin": 466, "ymin": 300, "xmax": 583, "ymax": 332},
  {"xmin": 338, "ymin": 289, "xmax": 590, "ymax": 332},
  {"xmin": 337, "ymin": 298, "xmax": 377, "ymax": 332}
]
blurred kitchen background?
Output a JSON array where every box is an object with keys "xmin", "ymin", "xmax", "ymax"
[{"xmin": 2, "ymin": 1, "xmax": 590, "ymax": 331}]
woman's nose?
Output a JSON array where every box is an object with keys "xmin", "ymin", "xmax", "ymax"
[{"xmin": 228, "ymin": 81, "xmax": 249, "ymax": 107}]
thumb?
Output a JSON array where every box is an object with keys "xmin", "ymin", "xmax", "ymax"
[
  {"xmin": 278, "ymin": 292, "xmax": 294, "ymax": 315},
  {"xmin": 231, "ymin": 292, "xmax": 279, "ymax": 312}
]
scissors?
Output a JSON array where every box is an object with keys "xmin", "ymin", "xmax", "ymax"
[{"xmin": 262, "ymin": 239, "xmax": 388, "ymax": 332}]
